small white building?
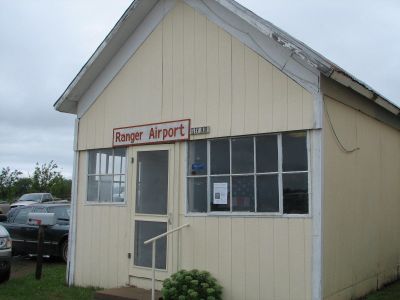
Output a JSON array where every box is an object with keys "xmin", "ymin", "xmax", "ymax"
[{"xmin": 55, "ymin": 1, "xmax": 400, "ymax": 299}]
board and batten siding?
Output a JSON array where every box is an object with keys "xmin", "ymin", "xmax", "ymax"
[
  {"xmin": 73, "ymin": 1, "xmax": 316, "ymax": 298},
  {"xmin": 322, "ymin": 89, "xmax": 400, "ymax": 300}
]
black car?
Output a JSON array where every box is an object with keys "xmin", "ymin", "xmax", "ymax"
[{"xmin": 1, "ymin": 203, "xmax": 70, "ymax": 262}]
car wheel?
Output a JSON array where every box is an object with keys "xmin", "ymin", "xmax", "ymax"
[{"xmin": 61, "ymin": 240, "xmax": 68, "ymax": 263}]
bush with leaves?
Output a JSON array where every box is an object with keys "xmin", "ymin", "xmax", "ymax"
[{"xmin": 162, "ymin": 269, "xmax": 222, "ymax": 300}]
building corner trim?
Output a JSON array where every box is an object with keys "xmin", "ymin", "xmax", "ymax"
[
  {"xmin": 311, "ymin": 91, "xmax": 324, "ymax": 300},
  {"xmin": 67, "ymin": 118, "xmax": 79, "ymax": 286}
]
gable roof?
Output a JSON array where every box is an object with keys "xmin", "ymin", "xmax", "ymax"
[{"xmin": 54, "ymin": 0, "xmax": 400, "ymax": 117}]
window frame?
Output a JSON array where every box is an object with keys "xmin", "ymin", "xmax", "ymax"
[
  {"xmin": 185, "ymin": 131, "xmax": 311, "ymax": 217},
  {"xmin": 85, "ymin": 148, "xmax": 127, "ymax": 205}
]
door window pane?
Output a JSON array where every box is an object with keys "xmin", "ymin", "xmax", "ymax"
[
  {"xmin": 256, "ymin": 135, "xmax": 278, "ymax": 172},
  {"xmin": 134, "ymin": 221, "xmax": 167, "ymax": 269},
  {"xmin": 283, "ymin": 173, "xmax": 308, "ymax": 214},
  {"xmin": 231, "ymin": 137, "xmax": 254, "ymax": 174},
  {"xmin": 188, "ymin": 140, "xmax": 207, "ymax": 176},
  {"xmin": 136, "ymin": 151, "xmax": 168, "ymax": 215},
  {"xmin": 232, "ymin": 176, "xmax": 254, "ymax": 212},
  {"xmin": 282, "ymin": 132, "xmax": 307, "ymax": 171},
  {"xmin": 210, "ymin": 176, "xmax": 230, "ymax": 211},
  {"xmin": 187, "ymin": 177, "xmax": 207, "ymax": 213},
  {"xmin": 210, "ymin": 139, "xmax": 230, "ymax": 174},
  {"xmin": 257, "ymin": 175, "xmax": 279, "ymax": 212}
]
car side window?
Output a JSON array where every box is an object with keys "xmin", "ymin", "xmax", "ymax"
[
  {"xmin": 48, "ymin": 206, "xmax": 70, "ymax": 224},
  {"xmin": 13, "ymin": 207, "xmax": 34, "ymax": 224}
]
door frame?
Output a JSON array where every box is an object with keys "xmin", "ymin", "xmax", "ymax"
[{"xmin": 128, "ymin": 143, "xmax": 175, "ymax": 281}]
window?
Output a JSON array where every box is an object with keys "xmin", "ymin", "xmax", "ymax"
[
  {"xmin": 186, "ymin": 131, "xmax": 309, "ymax": 215},
  {"xmin": 87, "ymin": 148, "xmax": 127, "ymax": 203},
  {"xmin": 13, "ymin": 207, "xmax": 34, "ymax": 224}
]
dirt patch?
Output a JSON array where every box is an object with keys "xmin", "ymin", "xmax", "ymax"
[{"xmin": 10, "ymin": 255, "xmax": 64, "ymax": 280}]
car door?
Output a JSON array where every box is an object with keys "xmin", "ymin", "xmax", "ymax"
[
  {"xmin": 43, "ymin": 205, "xmax": 70, "ymax": 256},
  {"xmin": 5, "ymin": 206, "xmax": 34, "ymax": 254}
]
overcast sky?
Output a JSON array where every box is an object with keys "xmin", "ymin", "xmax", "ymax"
[{"xmin": 1, "ymin": 0, "xmax": 399, "ymax": 178}]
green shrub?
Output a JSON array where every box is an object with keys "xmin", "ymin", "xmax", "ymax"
[{"xmin": 162, "ymin": 269, "xmax": 222, "ymax": 300}]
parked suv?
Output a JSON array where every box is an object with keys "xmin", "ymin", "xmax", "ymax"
[
  {"xmin": 2, "ymin": 203, "xmax": 69, "ymax": 262},
  {"xmin": 0, "ymin": 224, "xmax": 12, "ymax": 282},
  {"xmin": 10, "ymin": 193, "xmax": 54, "ymax": 209}
]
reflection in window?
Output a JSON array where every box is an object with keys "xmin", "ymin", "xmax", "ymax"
[
  {"xmin": 87, "ymin": 148, "xmax": 126, "ymax": 203},
  {"xmin": 283, "ymin": 173, "xmax": 308, "ymax": 214},
  {"xmin": 232, "ymin": 176, "xmax": 254, "ymax": 212},
  {"xmin": 282, "ymin": 132, "xmax": 308, "ymax": 171},
  {"xmin": 210, "ymin": 139, "xmax": 230, "ymax": 175},
  {"xmin": 186, "ymin": 132, "xmax": 309, "ymax": 215},
  {"xmin": 231, "ymin": 137, "xmax": 254, "ymax": 174},
  {"xmin": 257, "ymin": 175, "xmax": 279, "ymax": 212},
  {"xmin": 187, "ymin": 140, "xmax": 207, "ymax": 176}
]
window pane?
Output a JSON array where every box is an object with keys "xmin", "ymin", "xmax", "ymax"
[
  {"xmin": 88, "ymin": 150, "xmax": 100, "ymax": 174},
  {"xmin": 187, "ymin": 140, "xmax": 207, "ymax": 176},
  {"xmin": 257, "ymin": 175, "xmax": 279, "ymax": 212},
  {"xmin": 136, "ymin": 151, "xmax": 168, "ymax": 215},
  {"xmin": 113, "ymin": 148, "xmax": 126, "ymax": 174},
  {"xmin": 113, "ymin": 175, "xmax": 125, "ymax": 202},
  {"xmin": 99, "ymin": 175, "xmax": 112, "ymax": 202},
  {"xmin": 282, "ymin": 132, "xmax": 307, "ymax": 171},
  {"xmin": 210, "ymin": 139, "xmax": 230, "ymax": 174},
  {"xmin": 14, "ymin": 207, "xmax": 34, "ymax": 224},
  {"xmin": 100, "ymin": 149, "xmax": 113, "ymax": 174},
  {"xmin": 187, "ymin": 177, "xmax": 207, "ymax": 213},
  {"xmin": 256, "ymin": 135, "xmax": 278, "ymax": 173},
  {"xmin": 231, "ymin": 137, "xmax": 254, "ymax": 174},
  {"xmin": 134, "ymin": 221, "xmax": 167, "ymax": 269},
  {"xmin": 283, "ymin": 173, "xmax": 308, "ymax": 214},
  {"xmin": 210, "ymin": 176, "xmax": 230, "ymax": 211},
  {"xmin": 232, "ymin": 176, "xmax": 254, "ymax": 212},
  {"xmin": 87, "ymin": 175, "xmax": 99, "ymax": 202}
]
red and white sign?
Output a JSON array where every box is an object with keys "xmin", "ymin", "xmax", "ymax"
[{"xmin": 113, "ymin": 119, "xmax": 190, "ymax": 147}]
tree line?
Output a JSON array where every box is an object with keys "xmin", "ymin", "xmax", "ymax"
[{"xmin": 0, "ymin": 161, "xmax": 71, "ymax": 203}]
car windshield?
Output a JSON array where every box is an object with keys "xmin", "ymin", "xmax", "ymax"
[{"xmin": 18, "ymin": 194, "xmax": 42, "ymax": 201}]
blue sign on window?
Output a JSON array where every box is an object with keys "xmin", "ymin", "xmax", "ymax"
[{"xmin": 192, "ymin": 163, "xmax": 206, "ymax": 170}]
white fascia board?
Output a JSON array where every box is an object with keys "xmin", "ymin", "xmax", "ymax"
[
  {"xmin": 76, "ymin": 0, "xmax": 177, "ymax": 118},
  {"xmin": 375, "ymin": 97, "xmax": 400, "ymax": 115},
  {"xmin": 185, "ymin": 0, "xmax": 320, "ymax": 94}
]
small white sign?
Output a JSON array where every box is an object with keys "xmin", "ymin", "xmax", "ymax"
[
  {"xmin": 113, "ymin": 119, "xmax": 190, "ymax": 147},
  {"xmin": 213, "ymin": 182, "xmax": 228, "ymax": 205},
  {"xmin": 190, "ymin": 126, "xmax": 210, "ymax": 135}
]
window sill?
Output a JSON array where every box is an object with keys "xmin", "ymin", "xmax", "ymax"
[
  {"xmin": 184, "ymin": 212, "xmax": 311, "ymax": 218},
  {"xmin": 84, "ymin": 201, "xmax": 127, "ymax": 207}
]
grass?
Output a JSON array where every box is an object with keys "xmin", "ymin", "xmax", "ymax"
[
  {"xmin": 364, "ymin": 281, "xmax": 400, "ymax": 300},
  {"xmin": 0, "ymin": 264, "xmax": 97, "ymax": 300}
]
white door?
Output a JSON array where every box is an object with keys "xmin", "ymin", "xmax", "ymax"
[{"xmin": 129, "ymin": 144, "xmax": 174, "ymax": 281}]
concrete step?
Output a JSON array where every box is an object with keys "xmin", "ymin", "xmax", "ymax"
[{"xmin": 93, "ymin": 286, "xmax": 163, "ymax": 300}]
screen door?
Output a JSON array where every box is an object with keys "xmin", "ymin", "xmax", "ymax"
[{"xmin": 129, "ymin": 144, "xmax": 174, "ymax": 280}]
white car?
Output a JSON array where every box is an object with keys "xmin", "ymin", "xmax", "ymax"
[
  {"xmin": 0, "ymin": 224, "xmax": 11, "ymax": 282},
  {"xmin": 10, "ymin": 193, "xmax": 54, "ymax": 209}
]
